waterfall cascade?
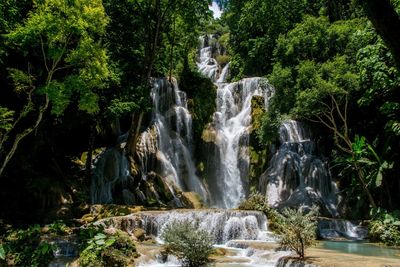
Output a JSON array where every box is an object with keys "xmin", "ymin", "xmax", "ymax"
[
  {"xmin": 96, "ymin": 209, "xmax": 274, "ymax": 245},
  {"xmin": 91, "ymin": 78, "xmax": 207, "ymax": 205},
  {"xmin": 144, "ymin": 78, "xmax": 207, "ymax": 200},
  {"xmin": 198, "ymin": 35, "xmax": 274, "ymax": 208},
  {"xmin": 260, "ymin": 120, "xmax": 339, "ymax": 216}
]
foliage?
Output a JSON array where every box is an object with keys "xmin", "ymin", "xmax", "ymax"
[
  {"xmin": 275, "ymin": 206, "xmax": 319, "ymax": 259},
  {"xmin": 0, "ymin": 107, "xmax": 14, "ymax": 133},
  {"xmin": 7, "ymin": 0, "xmax": 112, "ymax": 116},
  {"xmin": 224, "ymin": 0, "xmax": 323, "ymax": 78},
  {"xmin": 79, "ymin": 227, "xmax": 137, "ymax": 267},
  {"xmin": 3, "ymin": 225, "xmax": 54, "ymax": 267},
  {"xmin": 161, "ymin": 220, "xmax": 214, "ymax": 267},
  {"xmin": 238, "ymin": 192, "xmax": 268, "ymax": 211},
  {"xmin": 179, "ymin": 59, "xmax": 216, "ymax": 144},
  {"xmin": 369, "ymin": 209, "xmax": 400, "ymax": 246}
]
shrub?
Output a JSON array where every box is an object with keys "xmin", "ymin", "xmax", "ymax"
[
  {"xmin": 369, "ymin": 209, "xmax": 400, "ymax": 246},
  {"xmin": 275, "ymin": 206, "xmax": 319, "ymax": 259},
  {"xmin": 79, "ymin": 227, "xmax": 138, "ymax": 267},
  {"xmin": 161, "ymin": 220, "xmax": 214, "ymax": 267},
  {"xmin": 3, "ymin": 225, "xmax": 54, "ymax": 267},
  {"xmin": 238, "ymin": 192, "xmax": 268, "ymax": 211},
  {"xmin": 216, "ymin": 55, "xmax": 230, "ymax": 66}
]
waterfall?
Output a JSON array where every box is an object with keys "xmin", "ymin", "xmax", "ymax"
[
  {"xmin": 147, "ymin": 78, "xmax": 207, "ymax": 200},
  {"xmin": 95, "ymin": 209, "xmax": 273, "ymax": 245},
  {"xmin": 91, "ymin": 78, "xmax": 207, "ymax": 205},
  {"xmin": 260, "ymin": 120, "xmax": 339, "ymax": 216},
  {"xmin": 198, "ymin": 35, "xmax": 274, "ymax": 208},
  {"xmin": 318, "ymin": 219, "xmax": 368, "ymax": 240}
]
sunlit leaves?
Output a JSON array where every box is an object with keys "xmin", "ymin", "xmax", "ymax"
[
  {"xmin": 0, "ymin": 107, "xmax": 14, "ymax": 132},
  {"xmin": 7, "ymin": 0, "xmax": 111, "ymax": 116}
]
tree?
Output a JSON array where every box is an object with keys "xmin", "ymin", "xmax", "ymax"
[
  {"xmin": 161, "ymin": 220, "xmax": 214, "ymax": 267},
  {"xmin": 357, "ymin": 0, "xmax": 400, "ymax": 66},
  {"xmin": 275, "ymin": 206, "xmax": 319, "ymax": 259},
  {"xmin": 0, "ymin": 0, "xmax": 112, "ymax": 177}
]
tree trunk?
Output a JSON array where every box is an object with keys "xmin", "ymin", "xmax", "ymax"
[
  {"xmin": 359, "ymin": 0, "xmax": 400, "ymax": 66},
  {"xmin": 144, "ymin": 0, "xmax": 162, "ymax": 83},
  {"xmin": 126, "ymin": 112, "xmax": 144, "ymax": 158}
]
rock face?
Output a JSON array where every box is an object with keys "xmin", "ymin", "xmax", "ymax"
[{"xmin": 260, "ymin": 120, "xmax": 339, "ymax": 217}]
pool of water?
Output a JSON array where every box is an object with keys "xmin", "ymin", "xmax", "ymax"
[{"xmin": 318, "ymin": 240, "xmax": 400, "ymax": 258}]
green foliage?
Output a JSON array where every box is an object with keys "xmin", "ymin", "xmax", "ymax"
[
  {"xmin": 238, "ymin": 192, "xmax": 268, "ymax": 211},
  {"xmin": 369, "ymin": 209, "xmax": 400, "ymax": 246},
  {"xmin": 224, "ymin": 0, "xmax": 324, "ymax": 78},
  {"xmin": 0, "ymin": 107, "xmax": 14, "ymax": 132},
  {"xmin": 79, "ymin": 227, "xmax": 137, "ymax": 267},
  {"xmin": 3, "ymin": 225, "xmax": 54, "ymax": 267},
  {"xmin": 275, "ymin": 206, "xmax": 319, "ymax": 259},
  {"xmin": 333, "ymin": 135, "xmax": 393, "ymax": 190},
  {"xmin": 179, "ymin": 60, "xmax": 216, "ymax": 144},
  {"xmin": 161, "ymin": 220, "xmax": 214, "ymax": 267},
  {"xmin": 6, "ymin": 0, "xmax": 112, "ymax": 116}
]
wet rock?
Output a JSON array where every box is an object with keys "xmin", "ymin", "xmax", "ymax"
[{"xmin": 133, "ymin": 228, "xmax": 146, "ymax": 242}]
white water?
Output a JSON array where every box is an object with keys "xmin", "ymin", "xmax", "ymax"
[
  {"xmin": 94, "ymin": 209, "xmax": 287, "ymax": 267},
  {"xmin": 91, "ymin": 78, "xmax": 207, "ymax": 205},
  {"xmin": 198, "ymin": 35, "xmax": 274, "ymax": 208},
  {"xmin": 147, "ymin": 78, "xmax": 208, "ymax": 200},
  {"xmin": 261, "ymin": 120, "xmax": 339, "ymax": 216}
]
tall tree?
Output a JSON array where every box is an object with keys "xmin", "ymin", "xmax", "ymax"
[{"xmin": 0, "ymin": 0, "xmax": 112, "ymax": 177}]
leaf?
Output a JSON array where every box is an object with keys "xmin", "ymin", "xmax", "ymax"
[
  {"xmin": 375, "ymin": 171, "xmax": 383, "ymax": 187},
  {"xmin": 94, "ymin": 233, "xmax": 106, "ymax": 240},
  {"xmin": 0, "ymin": 244, "xmax": 6, "ymax": 260},
  {"xmin": 95, "ymin": 239, "xmax": 105, "ymax": 245},
  {"xmin": 104, "ymin": 238, "xmax": 115, "ymax": 248}
]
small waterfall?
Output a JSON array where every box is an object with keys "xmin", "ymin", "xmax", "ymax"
[
  {"xmin": 91, "ymin": 146, "xmax": 132, "ymax": 204},
  {"xmin": 95, "ymin": 209, "xmax": 272, "ymax": 245},
  {"xmin": 318, "ymin": 219, "xmax": 368, "ymax": 240},
  {"xmin": 198, "ymin": 35, "xmax": 274, "ymax": 208},
  {"xmin": 261, "ymin": 120, "xmax": 338, "ymax": 216}
]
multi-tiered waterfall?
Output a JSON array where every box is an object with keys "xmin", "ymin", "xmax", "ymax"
[
  {"xmin": 198, "ymin": 35, "xmax": 274, "ymax": 208},
  {"xmin": 198, "ymin": 35, "xmax": 338, "ymax": 213}
]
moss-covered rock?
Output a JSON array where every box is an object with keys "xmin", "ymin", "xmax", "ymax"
[
  {"xmin": 181, "ymin": 192, "xmax": 203, "ymax": 209},
  {"xmin": 201, "ymin": 123, "xmax": 218, "ymax": 144},
  {"xmin": 80, "ymin": 204, "xmax": 144, "ymax": 223}
]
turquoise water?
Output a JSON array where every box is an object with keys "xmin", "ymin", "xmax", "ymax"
[{"xmin": 319, "ymin": 240, "xmax": 400, "ymax": 258}]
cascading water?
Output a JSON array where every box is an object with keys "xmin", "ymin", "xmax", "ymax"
[
  {"xmin": 91, "ymin": 78, "xmax": 207, "ymax": 205},
  {"xmin": 260, "ymin": 120, "xmax": 339, "ymax": 216},
  {"xmin": 198, "ymin": 35, "xmax": 274, "ymax": 208},
  {"xmin": 95, "ymin": 209, "xmax": 290, "ymax": 266},
  {"xmin": 146, "ymin": 78, "xmax": 207, "ymax": 200}
]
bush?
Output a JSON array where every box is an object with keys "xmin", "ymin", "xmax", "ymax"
[
  {"xmin": 79, "ymin": 227, "xmax": 138, "ymax": 267},
  {"xmin": 275, "ymin": 206, "xmax": 318, "ymax": 259},
  {"xmin": 238, "ymin": 192, "xmax": 268, "ymax": 211},
  {"xmin": 161, "ymin": 220, "xmax": 214, "ymax": 267},
  {"xmin": 369, "ymin": 209, "xmax": 400, "ymax": 246},
  {"xmin": 3, "ymin": 225, "xmax": 54, "ymax": 267}
]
